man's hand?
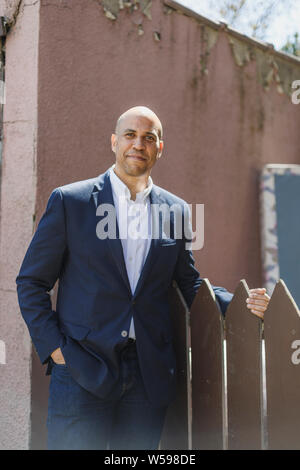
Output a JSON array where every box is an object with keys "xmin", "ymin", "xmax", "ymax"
[
  {"xmin": 51, "ymin": 347, "xmax": 66, "ymax": 364},
  {"xmin": 246, "ymin": 288, "xmax": 270, "ymax": 319}
]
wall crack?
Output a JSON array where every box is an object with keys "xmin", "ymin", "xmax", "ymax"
[{"xmin": 1, "ymin": 0, "xmax": 23, "ymax": 33}]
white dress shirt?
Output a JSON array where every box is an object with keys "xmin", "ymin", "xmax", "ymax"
[{"xmin": 109, "ymin": 164, "xmax": 153, "ymax": 339}]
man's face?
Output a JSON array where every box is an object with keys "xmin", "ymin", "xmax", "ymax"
[{"xmin": 111, "ymin": 114, "xmax": 163, "ymax": 178}]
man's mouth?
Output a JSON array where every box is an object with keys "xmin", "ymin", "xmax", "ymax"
[{"xmin": 127, "ymin": 155, "xmax": 146, "ymax": 161}]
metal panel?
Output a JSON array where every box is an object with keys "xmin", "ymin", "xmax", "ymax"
[
  {"xmin": 191, "ymin": 279, "xmax": 224, "ymax": 450},
  {"xmin": 260, "ymin": 165, "xmax": 300, "ymax": 306},
  {"xmin": 226, "ymin": 280, "xmax": 262, "ymax": 449},
  {"xmin": 264, "ymin": 280, "xmax": 300, "ymax": 449}
]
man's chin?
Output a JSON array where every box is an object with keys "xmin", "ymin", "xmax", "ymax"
[{"xmin": 125, "ymin": 164, "xmax": 147, "ymax": 177}]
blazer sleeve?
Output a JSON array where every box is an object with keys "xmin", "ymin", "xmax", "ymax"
[
  {"xmin": 172, "ymin": 204, "xmax": 233, "ymax": 315},
  {"xmin": 16, "ymin": 188, "xmax": 67, "ymax": 364}
]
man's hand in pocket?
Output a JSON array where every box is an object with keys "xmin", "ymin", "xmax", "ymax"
[{"xmin": 51, "ymin": 347, "xmax": 66, "ymax": 364}]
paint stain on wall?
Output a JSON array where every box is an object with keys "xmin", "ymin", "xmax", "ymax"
[
  {"xmin": 229, "ymin": 35, "xmax": 300, "ymax": 97},
  {"xmin": 163, "ymin": 2, "xmax": 300, "ymax": 98},
  {"xmin": 102, "ymin": 0, "xmax": 152, "ymax": 21}
]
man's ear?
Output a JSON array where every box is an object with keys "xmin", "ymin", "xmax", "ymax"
[
  {"xmin": 156, "ymin": 140, "xmax": 164, "ymax": 159},
  {"xmin": 111, "ymin": 134, "xmax": 117, "ymax": 153}
]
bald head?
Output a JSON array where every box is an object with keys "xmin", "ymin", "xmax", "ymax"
[
  {"xmin": 111, "ymin": 105, "xmax": 164, "ymax": 181},
  {"xmin": 115, "ymin": 106, "xmax": 163, "ymax": 139}
]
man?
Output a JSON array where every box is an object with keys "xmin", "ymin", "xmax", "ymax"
[{"xmin": 16, "ymin": 106, "xmax": 270, "ymax": 450}]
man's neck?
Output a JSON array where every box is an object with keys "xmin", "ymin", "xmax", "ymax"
[{"xmin": 113, "ymin": 165, "xmax": 150, "ymax": 201}]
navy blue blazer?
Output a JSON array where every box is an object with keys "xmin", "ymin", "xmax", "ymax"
[{"xmin": 16, "ymin": 168, "xmax": 233, "ymax": 407}]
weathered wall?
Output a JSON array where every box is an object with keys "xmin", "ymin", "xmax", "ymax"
[
  {"xmin": 1, "ymin": 0, "xmax": 300, "ymax": 449},
  {"xmin": 36, "ymin": 0, "xmax": 300, "ymax": 289},
  {"xmin": 0, "ymin": 0, "xmax": 40, "ymax": 450}
]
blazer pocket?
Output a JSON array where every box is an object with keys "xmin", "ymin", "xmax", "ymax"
[{"xmin": 60, "ymin": 320, "xmax": 91, "ymax": 341}]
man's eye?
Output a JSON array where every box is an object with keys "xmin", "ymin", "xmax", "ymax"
[
  {"xmin": 146, "ymin": 136, "xmax": 155, "ymax": 141},
  {"xmin": 125, "ymin": 133, "xmax": 135, "ymax": 137}
]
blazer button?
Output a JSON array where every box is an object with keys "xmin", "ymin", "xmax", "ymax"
[
  {"xmin": 121, "ymin": 330, "xmax": 128, "ymax": 338},
  {"xmin": 131, "ymin": 300, "xmax": 136, "ymax": 305}
]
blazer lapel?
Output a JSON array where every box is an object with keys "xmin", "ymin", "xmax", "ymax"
[
  {"xmin": 92, "ymin": 169, "xmax": 131, "ymax": 294},
  {"xmin": 91, "ymin": 172, "xmax": 167, "ymax": 299},
  {"xmin": 132, "ymin": 186, "xmax": 164, "ymax": 298}
]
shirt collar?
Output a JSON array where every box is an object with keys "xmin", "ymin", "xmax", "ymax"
[{"xmin": 109, "ymin": 164, "xmax": 153, "ymax": 203}]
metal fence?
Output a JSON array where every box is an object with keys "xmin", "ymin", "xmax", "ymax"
[{"xmin": 160, "ymin": 278, "xmax": 300, "ymax": 450}]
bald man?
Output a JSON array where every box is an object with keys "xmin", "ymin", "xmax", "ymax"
[{"xmin": 16, "ymin": 106, "xmax": 270, "ymax": 450}]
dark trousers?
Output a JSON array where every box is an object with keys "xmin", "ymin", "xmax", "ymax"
[{"xmin": 46, "ymin": 340, "xmax": 167, "ymax": 450}]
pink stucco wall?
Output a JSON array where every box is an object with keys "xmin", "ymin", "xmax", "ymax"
[
  {"xmin": 0, "ymin": 0, "xmax": 40, "ymax": 450},
  {"xmin": 1, "ymin": 0, "xmax": 300, "ymax": 449}
]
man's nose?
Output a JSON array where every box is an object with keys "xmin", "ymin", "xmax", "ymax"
[{"xmin": 133, "ymin": 137, "xmax": 145, "ymax": 150}]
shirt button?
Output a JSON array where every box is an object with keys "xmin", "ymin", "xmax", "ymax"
[{"xmin": 121, "ymin": 330, "xmax": 128, "ymax": 338}]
